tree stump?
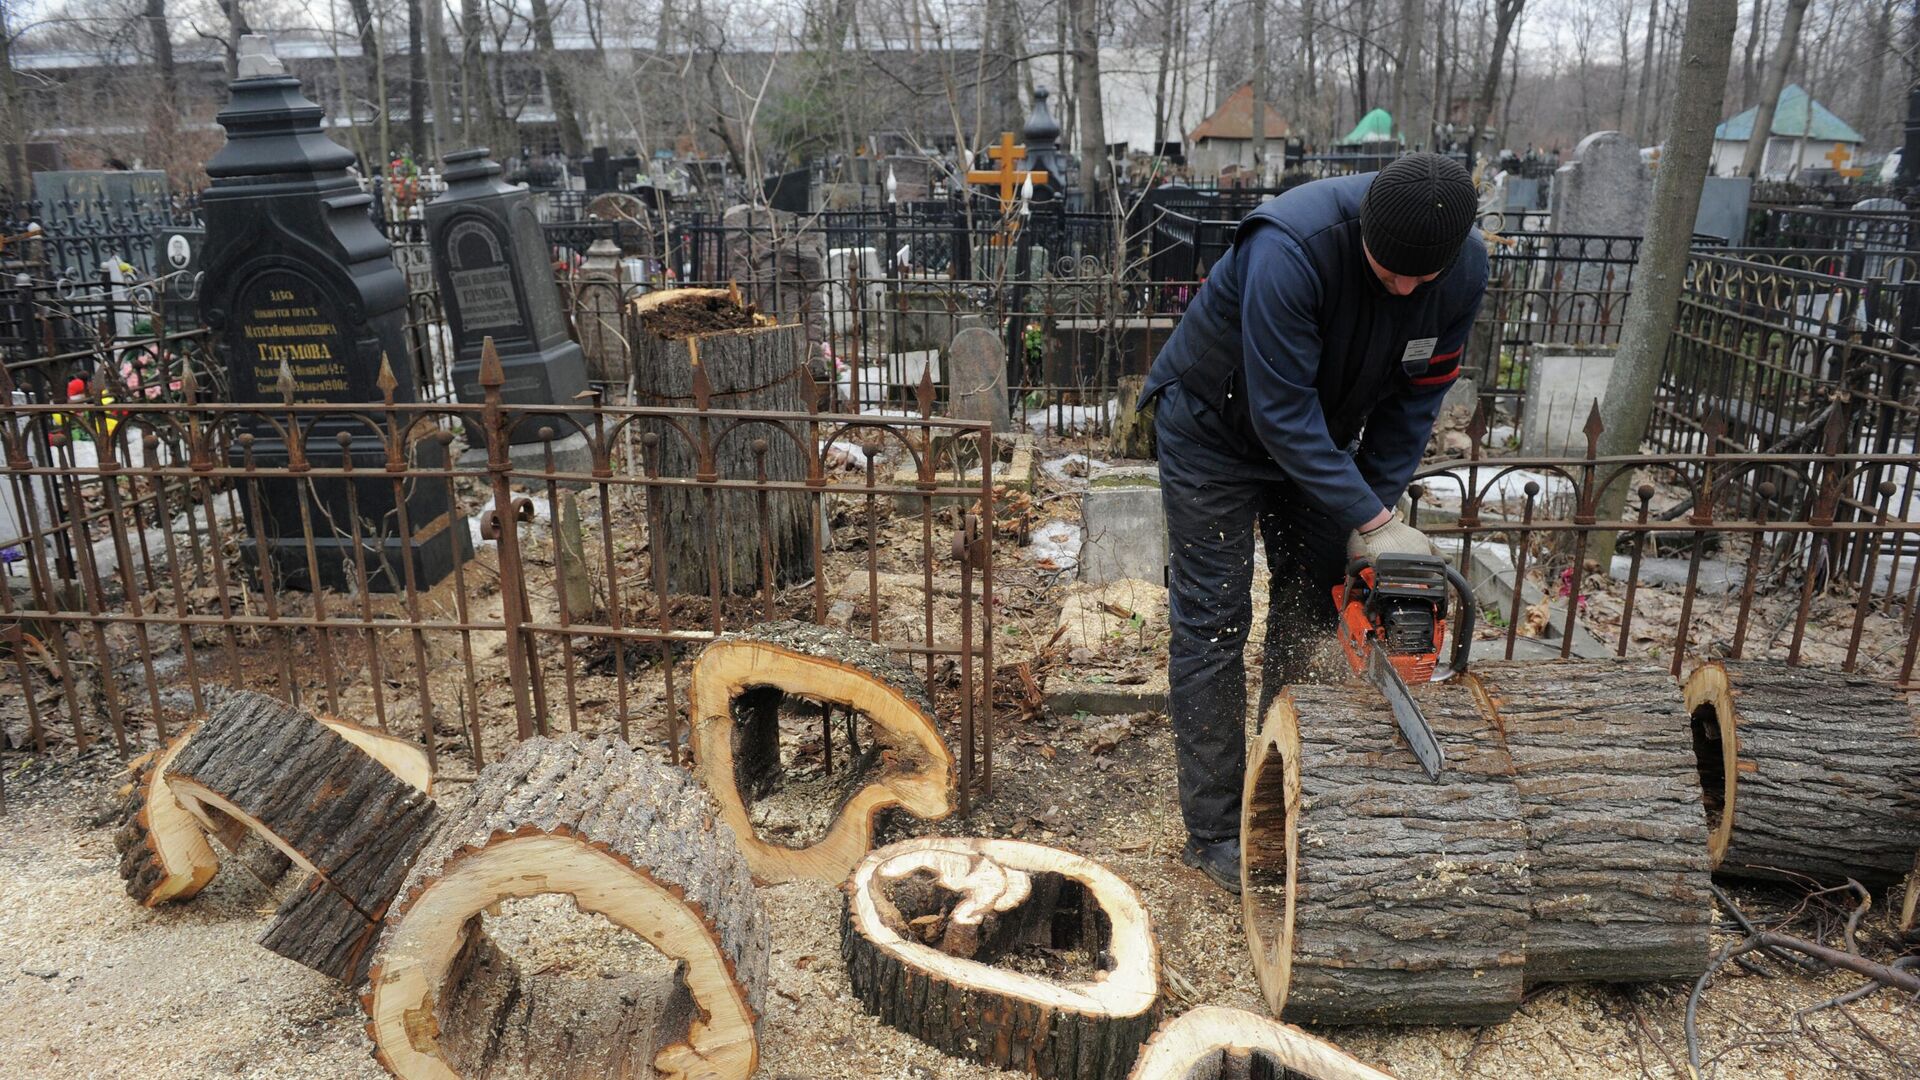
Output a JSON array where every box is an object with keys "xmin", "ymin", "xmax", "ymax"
[
  {"xmin": 841, "ymin": 836, "xmax": 1162, "ymax": 1078},
  {"xmin": 1470, "ymin": 660, "xmax": 1713, "ymax": 984},
  {"xmin": 1107, "ymin": 375, "xmax": 1156, "ymax": 460},
  {"xmin": 1683, "ymin": 660, "xmax": 1920, "ymax": 885},
  {"xmin": 630, "ymin": 288, "xmax": 812, "ymax": 596},
  {"xmin": 363, "ymin": 735, "xmax": 769, "ymax": 1080},
  {"xmin": 689, "ymin": 621, "xmax": 955, "ymax": 884},
  {"xmin": 113, "ymin": 728, "xmax": 221, "ymax": 905},
  {"xmin": 1244, "ymin": 683, "xmax": 1530, "ymax": 1026},
  {"xmin": 164, "ymin": 691, "xmax": 439, "ymax": 982},
  {"xmin": 1127, "ymin": 1006, "xmax": 1396, "ymax": 1080}
]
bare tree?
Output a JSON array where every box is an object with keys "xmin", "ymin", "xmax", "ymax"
[
  {"xmin": 1070, "ymin": 0, "xmax": 1110, "ymax": 198},
  {"xmin": 1738, "ymin": 0, "xmax": 1809, "ymax": 177},
  {"xmin": 1468, "ymin": 0, "xmax": 1526, "ymax": 152},
  {"xmin": 1595, "ymin": 0, "xmax": 1738, "ymax": 528},
  {"xmin": 528, "ymin": 0, "xmax": 585, "ymax": 153}
]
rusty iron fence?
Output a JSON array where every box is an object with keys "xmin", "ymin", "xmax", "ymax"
[
  {"xmin": 1466, "ymin": 232, "xmax": 1648, "ymax": 415},
  {"xmin": 1410, "ymin": 404, "xmax": 1920, "ymax": 686},
  {"xmin": 0, "ymin": 350, "xmax": 1002, "ymax": 812}
]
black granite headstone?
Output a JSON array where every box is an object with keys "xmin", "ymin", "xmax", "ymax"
[
  {"xmin": 426, "ymin": 147, "xmax": 588, "ymax": 443},
  {"xmin": 198, "ymin": 36, "xmax": 469, "ymax": 593}
]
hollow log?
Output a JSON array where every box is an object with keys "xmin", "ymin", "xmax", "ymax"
[
  {"xmin": 1470, "ymin": 659, "xmax": 1713, "ymax": 984},
  {"xmin": 164, "ymin": 691, "xmax": 438, "ymax": 981},
  {"xmin": 841, "ymin": 836, "xmax": 1162, "ymax": 1079},
  {"xmin": 363, "ymin": 734, "xmax": 769, "ymax": 1080},
  {"xmin": 1683, "ymin": 660, "xmax": 1920, "ymax": 885},
  {"xmin": 113, "ymin": 728, "xmax": 221, "ymax": 905},
  {"xmin": 631, "ymin": 288, "xmax": 811, "ymax": 596},
  {"xmin": 690, "ymin": 620, "xmax": 955, "ymax": 884},
  {"xmin": 1127, "ymin": 1006, "xmax": 1396, "ymax": 1080},
  {"xmin": 1244, "ymin": 682, "xmax": 1529, "ymax": 1026}
]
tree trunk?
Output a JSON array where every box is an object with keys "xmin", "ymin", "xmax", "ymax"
[
  {"xmin": 1593, "ymin": 0, "xmax": 1737, "ymax": 524},
  {"xmin": 690, "ymin": 621, "xmax": 956, "ymax": 884},
  {"xmin": 529, "ymin": 0, "xmax": 586, "ymax": 155},
  {"xmin": 1468, "ymin": 0, "xmax": 1526, "ymax": 151},
  {"xmin": 629, "ymin": 289, "xmax": 812, "ymax": 596},
  {"xmin": 1471, "ymin": 660, "xmax": 1714, "ymax": 984},
  {"xmin": 1070, "ymin": 0, "xmax": 1109, "ymax": 201},
  {"xmin": 1683, "ymin": 661, "xmax": 1920, "ymax": 885},
  {"xmin": 1632, "ymin": 0, "xmax": 1658, "ymax": 143},
  {"xmin": 1739, "ymin": 0, "xmax": 1811, "ymax": 178},
  {"xmin": 164, "ymin": 691, "xmax": 438, "ymax": 982},
  {"xmin": 841, "ymin": 836, "xmax": 1163, "ymax": 1078},
  {"xmin": 1251, "ymin": 0, "xmax": 1267, "ymax": 176},
  {"xmin": 1107, "ymin": 374, "xmax": 1157, "ymax": 459},
  {"xmin": 0, "ymin": 7, "xmax": 23, "ymax": 199},
  {"xmin": 1128, "ymin": 1006, "xmax": 1395, "ymax": 1080},
  {"xmin": 1740, "ymin": 0, "xmax": 1767, "ymax": 106},
  {"xmin": 423, "ymin": 0, "xmax": 453, "ymax": 153},
  {"xmin": 219, "ymin": 0, "xmax": 252, "ymax": 82},
  {"xmin": 460, "ymin": 0, "xmax": 502, "ymax": 150},
  {"xmin": 363, "ymin": 735, "xmax": 770, "ymax": 1080},
  {"xmin": 407, "ymin": 0, "xmax": 426, "ymax": 155},
  {"xmin": 1391, "ymin": 0, "xmax": 1421, "ymax": 145},
  {"xmin": 1244, "ymin": 682, "xmax": 1529, "ymax": 1026}
]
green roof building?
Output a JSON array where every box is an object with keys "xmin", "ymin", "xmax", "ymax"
[{"xmin": 1711, "ymin": 84, "xmax": 1866, "ymax": 180}]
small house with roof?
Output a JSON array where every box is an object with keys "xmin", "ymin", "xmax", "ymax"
[
  {"xmin": 1187, "ymin": 82, "xmax": 1289, "ymax": 178},
  {"xmin": 1712, "ymin": 84, "xmax": 1865, "ymax": 180}
]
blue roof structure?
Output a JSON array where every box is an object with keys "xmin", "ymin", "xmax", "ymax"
[{"xmin": 1714, "ymin": 84, "xmax": 1864, "ymax": 143}]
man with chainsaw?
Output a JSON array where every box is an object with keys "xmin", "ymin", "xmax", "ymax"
[{"xmin": 1140, "ymin": 153, "xmax": 1487, "ymax": 893}]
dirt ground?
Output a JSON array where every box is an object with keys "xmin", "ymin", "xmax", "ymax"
[{"xmin": 0, "ymin": 437, "xmax": 1916, "ymax": 1079}]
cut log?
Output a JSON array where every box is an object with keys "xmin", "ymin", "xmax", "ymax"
[
  {"xmin": 1900, "ymin": 853, "xmax": 1918, "ymax": 935},
  {"xmin": 1683, "ymin": 660, "xmax": 1920, "ymax": 885},
  {"xmin": 631, "ymin": 288, "xmax": 810, "ymax": 595},
  {"xmin": 841, "ymin": 836, "xmax": 1162, "ymax": 1078},
  {"xmin": 363, "ymin": 734, "xmax": 769, "ymax": 1080},
  {"xmin": 690, "ymin": 620, "xmax": 955, "ymax": 884},
  {"xmin": 1127, "ymin": 1006, "xmax": 1396, "ymax": 1080},
  {"xmin": 112, "ymin": 728, "xmax": 220, "ymax": 905},
  {"xmin": 1470, "ymin": 660, "xmax": 1713, "ymax": 984},
  {"xmin": 1244, "ymin": 682, "xmax": 1529, "ymax": 1026},
  {"xmin": 164, "ymin": 691, "xmax": 439, "ymax": 982}
]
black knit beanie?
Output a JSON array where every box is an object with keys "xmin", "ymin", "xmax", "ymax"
[{"xmin": 1360, "ymin": 153, "xmax": 1478, "ymax": 277}]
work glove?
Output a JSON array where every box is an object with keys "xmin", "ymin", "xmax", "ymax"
[{"xmin": 1346, "ymin": 508, "xmax": 1433, "ymax": 563}]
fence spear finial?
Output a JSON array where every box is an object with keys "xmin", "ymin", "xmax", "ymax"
[{"xmin": 376, "ymin": 350, "xmax": 399, "ymax": 406}]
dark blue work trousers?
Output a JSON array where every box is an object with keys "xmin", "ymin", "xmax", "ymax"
[{"xmin": 1154, "ymin": 381, "xmax": 1350, "ymax": 842}]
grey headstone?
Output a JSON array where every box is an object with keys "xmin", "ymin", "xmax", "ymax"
[
  {"xmin": 722, "ymin": 204, "xmax": 828, "ymax": 338},
  {"xmin": 1080, "ymin": 466, "xmax": 1167, "ymax": 586},
  {"xmin": 1521, "ymin": 351, "xmax": 1614, "ymax": 455},
  {"xmin": 947, "ymin": 326, "xmax": 1010, "ymax": 432},
  {"xmin": 1549, "ymin": 132, "xmax": 1652, "ymax": 237}
]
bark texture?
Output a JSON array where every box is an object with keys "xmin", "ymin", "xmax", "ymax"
[
  {"xmin": 1685, "ymin": 660, "xmax": 1920, "ymax": 885},
  {"xmin": 1245, "ymin": 682, "xmax": 1530, "ymax": 1026},
  {"xmin": 691, "ymin": 621, "xmax": 955, "ymax": 885},
  {"xmin": 363, "ymin": 735, "xmax": 769, "ymax": 1080},
  {"xmin": 631, "ymin": 301, "xmax": 811, "ymax": 596},
  {"xmin": 1472, "ymin": 660, "xmax": 1714, "ymax": 984},
  {"xmin": 112, "ymin": 728, "xmax": 219, "ymax": 906},
  {"xmin": 842, "ymin": 836, "xmax": 1162, "ymax": 1079},
  {"xmin": 164, "ymin": 691, "xmax": 439, "ymax": 981},
  {"xmin": 1128, "ymin": 1005, "xmax": 1396, "ymax": 1080}
]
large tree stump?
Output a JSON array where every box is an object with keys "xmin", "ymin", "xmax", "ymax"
[
  {"xmin": 631, "ymin": 288, "xmax": 811, "ymax": 596},
  {"xmin": 841, "ymin": 836, "xmax": 1162, "ymax": 1078},
  {"xmin": 1127, "ymin": 1006, "xmax": 1396, "ymax": 1080},
  {"xmin": 1683, "ymin": 660, "xmax": 1920, "ymax": 885},
  {"xmin": 363, "ymin": 735, "xmax": 769, "ymax": 1080},
  {"xmin": 1244, "ymin": 683, "xmax": 1530, "ymax": 1026},
  {"xmin": 690, "ymin": 620, "xmax": 955, "ymax": 884},
  {"xmin": 1470, "ymin": 660, "xmax": 1713, "ymax": 984},
  {"xmin": 164, "ymin": 691, "xmax": 438, "ymax": 982}
]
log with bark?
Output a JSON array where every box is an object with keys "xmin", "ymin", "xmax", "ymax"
[
  {"xmin": 113, "ymin": 728, "xmax": 221, "ymax": 905},
  {"xmin": 690, "ymin": 620, "xmax": 955, "ymax": 885},
  {"xmin": 363, "ymin": 734, "xmax": 769, "ymax": 1080},
  {"xmin": 841, "ymin": 836, "xmax": 1161, "ymax": 1078},
  {"xmin": 1127, "ymin": 1006, "xmax": 1397, "ymax": 1080},
  {"xmin": 1244, "ymin": 682, "xmax": 1530, "ymax": 1026},
  {"xmin": 630, "ymin": 287, "xmax": 812, "ymax": 596},
  {"xmin": 164, "ymin": 691, "xmax": 438, "ymax": 981},
  {"xmin": 1470, "ymin": 659, "xmax": 1714, "ymax": 984},
  {"xmin": 1683, "ymin": 660, "xmax": 1920, "ymax": 885},
  {"xmin": 1900, "ymin": 854, "xmax": 1918, "ymax": 935}
]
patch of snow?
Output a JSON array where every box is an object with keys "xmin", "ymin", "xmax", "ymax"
[{"xmin": 1025, "ymin": 519, "xmax": 1082, "ymax": 570}]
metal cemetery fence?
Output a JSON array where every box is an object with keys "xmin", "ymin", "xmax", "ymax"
[{"xmin": 0, "ymin": 351, "xmax": 1002, "ymax": 811}]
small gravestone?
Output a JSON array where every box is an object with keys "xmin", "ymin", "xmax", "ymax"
[
  {"xmin": 946, "ymin": 326, "xmax": 1010, "ymax": 432},
  {"xmin": 574, "ymin": 238, "xmax": 629, "ymax": 384},
  {"xmin": 427, "ymin": 147, "xmax": 590, "ymax": 473},
  {"xmin": 153, "ymin": 225, "xmax": 204, "ymax": 332},
  {"xmin": 1080, "ymin": 465, "xmax": 1167, "ymax": 586},
  {"xmin": 1694, "ymin": 176, "xmax": 1753, "ymax": 245},
  {"xmin": 1522, "ymin": 351, "xmax": 1614, "ymax": 455},
  {"xmin": 199, "ymin": 35, "xmax": 468, "ymax": 592}
]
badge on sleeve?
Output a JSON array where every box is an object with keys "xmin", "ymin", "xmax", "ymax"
[{"xmin": 1399, "ymin": 337, "xmax": 1438, "ymax": 375}]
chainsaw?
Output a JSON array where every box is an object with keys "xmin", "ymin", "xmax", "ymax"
[{"xmin": 1332, "ymin": 552, "xmax": 1475, "ymax": 779}]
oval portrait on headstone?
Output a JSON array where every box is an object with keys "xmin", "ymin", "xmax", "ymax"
[{"xmin": 166, "ymin": 233, "xmax": 192, "ymax": 269}]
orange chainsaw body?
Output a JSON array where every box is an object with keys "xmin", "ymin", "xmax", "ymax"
[{"xmin": 1334, "ymin": 564, "xmax": 1445, "ymax": 684}]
